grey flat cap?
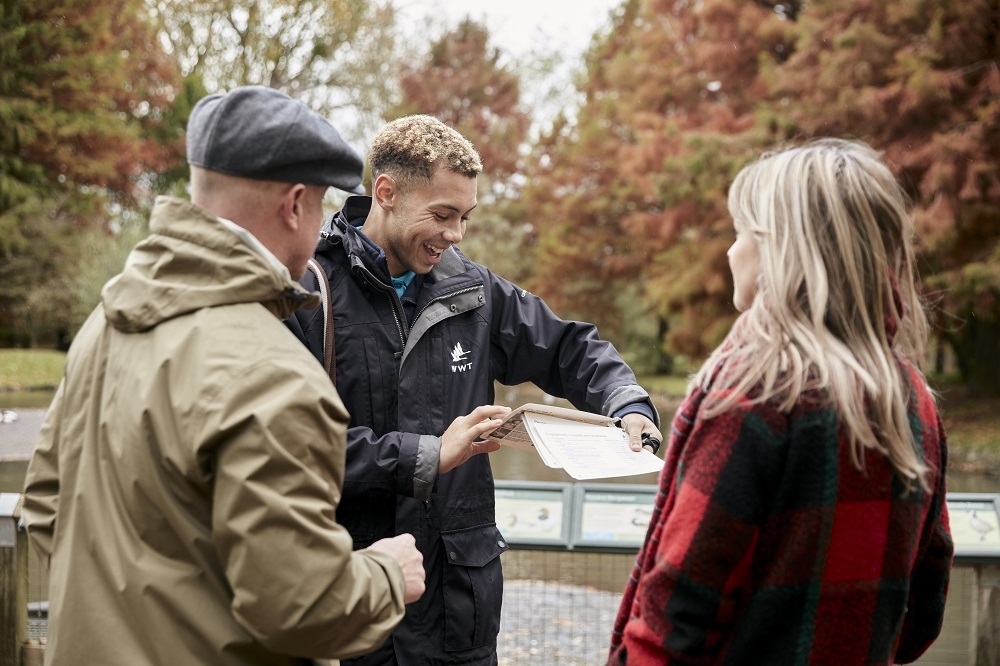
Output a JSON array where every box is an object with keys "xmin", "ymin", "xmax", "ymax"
[{"xmin": 187, "ymin": 86, "xmax": 365, "ymax": 194}]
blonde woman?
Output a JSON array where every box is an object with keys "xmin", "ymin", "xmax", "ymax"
[{"xmin": 609, "ymin": 139, "xmax": 953, "ymax": 665}]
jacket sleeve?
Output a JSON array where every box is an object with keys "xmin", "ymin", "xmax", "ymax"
[
  {"xmin": 614, "ymin": 400, "xmax": 767, "ymax": 663},
  {"xmin": 486, "ymin": 270, "xmax": 658, "ymax": 426},
  {"xmin": 205, "ymin": 356, "xmax": 407, "ymax": 659},
  {"xmin": 894, "ymin": 414, "xmax": 954, "ymax": 663},
  {"xmin": 21, "ymin": 379, "xmax": 66, "ymax": 567},
  {"xmin": 341, "ymin": 426, "xmax": 439, "ymax": 502}
]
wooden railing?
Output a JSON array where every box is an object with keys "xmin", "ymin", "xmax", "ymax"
[
  {"xmin": 0, "ymin": 494, "xmax": 42, "ymax": 666},
  {"xmin": 2, "ymin": 487, "xmax": 999, "ymax": 666}
]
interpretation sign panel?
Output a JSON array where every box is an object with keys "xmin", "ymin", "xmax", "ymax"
[
  {"xmin": 947, "ymin": 493, "xmax": 1000, "ymax": 562},
  {"xmin": 573, "ymin": 484, "xmax": 656, "ymax": 549},
  {"xmin": 495, "ymin": 482, "xmax": 572, "ymax": 547},
  {"xmin": 492, "ymin": 483, "xmax": 1000, "ymax": 561}
]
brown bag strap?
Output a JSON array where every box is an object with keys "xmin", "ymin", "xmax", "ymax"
[{"xmin": 305, "ymin": 258, "xmax": 336, "ymax": 387}]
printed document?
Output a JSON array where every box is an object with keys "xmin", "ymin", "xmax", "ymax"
[{"xmin": 486, "ymin": 403, "xmax": 664, "ymax": 480}]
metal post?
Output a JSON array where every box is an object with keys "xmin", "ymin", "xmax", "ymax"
[{"xmin": 0, "ymin": 493, "xmax": 27, "ymax": 666}]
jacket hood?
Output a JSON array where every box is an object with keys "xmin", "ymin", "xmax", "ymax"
[{"xmin": 103, "ymin": 196, "xmax": 319, "ymax": 332}]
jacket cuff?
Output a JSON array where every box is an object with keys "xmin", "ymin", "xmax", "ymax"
[
  {"xmin": 611, "ymin": 402, "xmax": 656, "ymax": 425},
  {"xmin": 605, "ymin": 384, "xmax": 660, "ymax": 428},
  {"xmin": 413, "ymin": 435, "xmax": 440, "ymax": 500}
]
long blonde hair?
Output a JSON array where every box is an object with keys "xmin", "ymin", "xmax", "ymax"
[{"xmin": 693, "ymin": 138, "xmax": 931, "ymax": 488}]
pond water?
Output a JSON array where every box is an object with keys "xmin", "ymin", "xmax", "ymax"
[
  {"xmin": 491, "ymin": 385, "xmax": 1000, "ymax": 494},
  {"xmin": 2, "ymin": 385, "xmax": 998, "ymax": 493},
  {"xmin": 0, "ymin": 389, "xmax": 56, "ymax": 409}
]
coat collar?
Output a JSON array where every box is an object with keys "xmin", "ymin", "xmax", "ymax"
[{"xmin": 321, "ymin": 196, "xmax": 470, "ymax": 284}]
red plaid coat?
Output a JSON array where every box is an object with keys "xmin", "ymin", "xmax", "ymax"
[{"xmin": 609, "ymin": 359, "xmax": 953, "ymax": 665}]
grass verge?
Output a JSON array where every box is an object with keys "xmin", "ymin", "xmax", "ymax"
[
  {"xmin": 933, "ymin": 381, "xmax": 1000, "ymax": 478},
  {"xmin": 0, "ymin": 349, "xmax": 65, "ymax": 391}
]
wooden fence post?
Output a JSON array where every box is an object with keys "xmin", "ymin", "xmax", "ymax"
[
  {"xmin": 0, "ymin": 493, "xmax": 27, "ymax": 666},
  {"xmin": 975, "ymin": 564, "xmax": 1000, "ymax": 666}
]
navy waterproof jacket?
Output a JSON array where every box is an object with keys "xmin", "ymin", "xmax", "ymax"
[{"xmin": 286, "ymin": 196, "xmax": 658, "ymax": 665}]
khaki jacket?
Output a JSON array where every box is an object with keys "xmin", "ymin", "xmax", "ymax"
[{"xmin": 22, "ymin": 197, "xmax": 405, "ymax": 665}]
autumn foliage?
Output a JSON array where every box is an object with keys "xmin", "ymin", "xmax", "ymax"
[
  {"xmin": 0, "ymin": 0, "xmax": 997, "ymax": 394},
  {"xmin": 0, "ymin": 0, "xmax": 180, "ymax": 345},
  {"xmin": 390, "ymin": 18, "xmax": 531, "ymax": 184},
  {"xmin": 523, "ymin": 0, "xmax": 1000, "ymax": 392},
  {"xmin": 387, "ymin": 18, "xmax": 534, "ymax": 281},
  {"xmin": 2, "ymin": 0, "xmax": 179, "ymax": 205}
]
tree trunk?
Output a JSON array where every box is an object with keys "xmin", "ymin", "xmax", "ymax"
[
  {"xmin": 950, "ymin": 314, "xmax": 1000, "ymax": 397},
  {"xmin": 655, "ymin": 317, "xmax": 674, "ymax": 375}
]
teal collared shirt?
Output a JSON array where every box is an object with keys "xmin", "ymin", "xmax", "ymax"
[{"xmin": 391, "ymin": 271, "xmax": 416, "ymax": 299}]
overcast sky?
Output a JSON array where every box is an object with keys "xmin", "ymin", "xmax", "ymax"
[
  {"xmin": 402, "ymin": 0, "xmax": 621, "ymax": 59},
  {"xmin": 393, "ymin": 0, "xmax": 622, "ymax": 133}
]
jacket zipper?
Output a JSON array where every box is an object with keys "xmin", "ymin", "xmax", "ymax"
[
  {"xmin": 350, "ymin": 239, "xmax": 484, "ymax": 353},
  {"xmin": 356, "ymin": 265, "xmax": 408, "ymax": 348}
]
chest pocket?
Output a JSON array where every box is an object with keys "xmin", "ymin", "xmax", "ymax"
[{"xmin": 439, "ymin": 523, "xmax": 509, "ymax": 652}]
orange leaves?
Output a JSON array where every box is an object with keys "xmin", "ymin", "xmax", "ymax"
[
  {"xmin": 518, "ymin": 0, "xmax": 998, "ymax": 374},
  {"xmin": 6, "ymin": 0, "xmax": 181, "ymax": 206},
  {"xmin": 392, "ymin": 18, "xmax": 530, "ymax": 184}
]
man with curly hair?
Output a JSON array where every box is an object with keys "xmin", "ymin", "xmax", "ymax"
[{"xmin": 286, "ymin": 115, "xmax": 662, "ymax": 665}]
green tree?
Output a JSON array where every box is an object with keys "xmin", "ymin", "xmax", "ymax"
[
  {"xmin": 0, "ymin": 0, "xmax": 180, "ymax": 347},
  {"xmin": 149, "ymin": 0, "xmax": 365, "ymax": 94},
  {"xmin": 147, "ymin": 0, "xmax": 399, "ymax": 145}
]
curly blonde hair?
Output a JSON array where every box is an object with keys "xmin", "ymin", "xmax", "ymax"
[
  {"xmin": 370, "ymin": 115, "xmax": 482, "ymax": 191},
  {"xmin": 693, "ymin": 138, "xmax": 932, "ymax": 489}
]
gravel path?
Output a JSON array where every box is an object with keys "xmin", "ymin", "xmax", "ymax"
[{"xmin": 498, "ymin": 579, "xmax": 620, "ymax": 665}]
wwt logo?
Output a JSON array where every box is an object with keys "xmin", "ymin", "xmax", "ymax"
[{"xmin": 451, "ymin": 342, "xmax": 473, "ymax": 373}]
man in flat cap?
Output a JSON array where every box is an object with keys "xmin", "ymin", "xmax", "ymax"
[{"xmin": 23, "ymin": 86, "xmax": 425, "ymax": 666}]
